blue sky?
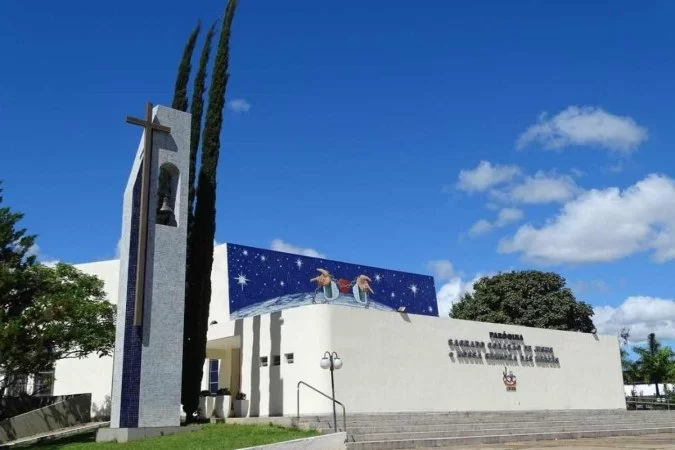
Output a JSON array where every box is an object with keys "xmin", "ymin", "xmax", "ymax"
[{"xmin": 2, "ymin": 0, "xmax": 674, "ymax": 345}]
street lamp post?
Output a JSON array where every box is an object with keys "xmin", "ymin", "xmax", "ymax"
[{"xmin": 320, "ymin": 351, "xmax": 343, "ymax": 432}]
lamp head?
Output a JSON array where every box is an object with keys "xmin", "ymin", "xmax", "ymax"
[
  {"xmin": 320, "ymin": 356, "xmax": 331, "ymax": 370},
  {"xmin": 333, "ymin": 357, "xmax": 343, "ymax": 370}
]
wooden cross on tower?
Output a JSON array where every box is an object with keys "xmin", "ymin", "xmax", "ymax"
[{"xmin": 126, "ymin": 102, "xmax": 171, "ymax": 326}]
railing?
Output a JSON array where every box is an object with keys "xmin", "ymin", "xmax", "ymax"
[
  {"xmin": 297, "ymin": 381, "xmax": 347, "ymax": 433},
  {"xmin": 625, "ymin": 396, "xmax": 675, "ymax": 410}
]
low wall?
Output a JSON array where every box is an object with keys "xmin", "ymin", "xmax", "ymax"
[
  {"xmin": 0, "ymin": 393, "xmax": 91, "ymax": 443},
  {"xmin": 0, "ymin": 395, "xmax": 81, "ymax": 422}
]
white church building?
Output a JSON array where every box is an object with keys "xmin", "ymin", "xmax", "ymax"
[{"xmin": 49, "ymin": 243, "xmax": 627, "ymax": 419}]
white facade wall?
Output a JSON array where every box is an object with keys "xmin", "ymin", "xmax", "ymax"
[
  {"xmin": 236, "ymin": 305, "xmax": 626, "ymax": 416},
  {"xmin": 52, "ymin": 259, "xmax": 118, "ymax": 417},
  {"xmin": 55, "ymin": 246, "xmax": 626, "ymax": 419}
]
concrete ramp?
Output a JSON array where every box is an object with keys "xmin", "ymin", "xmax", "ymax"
[{"xmin": 0, "ymin": 394, "xmax": 91, "ymax": 444}]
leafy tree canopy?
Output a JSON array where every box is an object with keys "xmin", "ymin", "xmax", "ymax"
[
  {"xmin": 632, "ymin": 332, "xmax": 675, "ymax": 397},
  {"xmin": 0, "ymin": 182, "xmax": 115, "ymax": 398},
  {"xmin": 450, "ymin": 270, "xmax": 595, "ymax": 332}
]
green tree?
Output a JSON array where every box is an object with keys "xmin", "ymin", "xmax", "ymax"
[
  {"xmin": 633, "ymin": 333, "xmax": 675, "ymax": 398},
  {"xmin": 450, "ymin": 270, "xmax": 595, "ymax": 332},
  {"xmin": 182, "ymin": 0, "xmax": 238, "ymax": 420},
  {"xmin": 187, "ymin": 22, "xmax": 216, "ymax": 236},
  {"xmin": 619, "ymin": 328, "xmax": 641, "ymax": 386},
  {"xmin": 0, "ymin": 182, "xmax": 115, "ymax": 398},
  {"xmin": 171, "ymin": 22, "xmax": 201, "ymax": 112},
  {"xmin": 181, "ymin": 21, "xmax": 216, "ymax": 419}
]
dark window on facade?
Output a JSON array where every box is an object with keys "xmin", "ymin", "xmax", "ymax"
[
  {"xmin": 33, "ymin": 371, "xmax": 54, "ymax": 396},
  {"xmin": 209, "ymin": 359, "xmax": 219, "ymax": 395},
  {"xmin": 6, "ymin": 375, "xmax": 28, "ymax": 397},
  {"xmin": 272, "ymin": 355, "xmax": 281, "ymax": 366},
  {"xmin": 285, "ymin": 353, "xmax": 294, "ymax": 364},
  {"xmin": 260, "ymin": 356, "xmax": 268, "ymax": 367}
]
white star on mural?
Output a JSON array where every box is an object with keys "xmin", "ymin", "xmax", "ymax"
[
  {"xmin": 261, "ymin": 255, "xmax": 267, "ymax": 262},
  {"xmin": 295, "ymin": 258, "xmax": 303, "ymax": 269},
  {"xmin": 391, "ymin": 292, "xmax": 396, "ymax": 298},
  {"xmin": 242, "ymin": 250, "xmax": 248, "ymax": 256},
  {"xmin": 280, "ymin": 281, "xmax": 285, "ymax": 287},
  {"xmin": 409, "ymin": 284, "xmax": 418, "ymax": 296},
  {"xmin": 236, "ymin": 273, "xmax": 249, "ymax": 291},
  {"xmin": 375, "ymin": 274, "xmax": 382, "ymax": 282}
]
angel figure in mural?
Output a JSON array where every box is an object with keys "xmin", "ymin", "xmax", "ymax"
[
  {"xmin": 353, "ymin": 274, "xmax": 374, "ymax": 308},
  {"xmin": 310, "ymin": 268, "xmax": 339, "ymax": 303}
]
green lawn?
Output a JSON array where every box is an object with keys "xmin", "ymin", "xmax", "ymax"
[{"xmin": 31, "ymin": 424, "xmax": 318, "ymax": 450}]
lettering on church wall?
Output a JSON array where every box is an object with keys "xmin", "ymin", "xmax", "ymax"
[{"xmin": 447, "ymin": 331, "xmax": 560, "ymax": 366}]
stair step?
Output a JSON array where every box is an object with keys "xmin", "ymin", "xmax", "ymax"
[
  {"xmin": 346, "ymin": 426, "xmax": 675, "ymax": 449},
  {"xmin": 350, "ymin": 421, "xmax": 675, "ymax": 442},
  {"xmin": 304, "ymin": 413, "xmax": 675, "ymax": 431},
  {"xmin": 334, "ymin": 418, "xmax": 675, "ymax": 435},
  {"xmin": 301, "ymin": 410, "xmax": 674, "ymax": 425}
]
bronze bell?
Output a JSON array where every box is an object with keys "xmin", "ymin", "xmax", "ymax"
[
  {"xmin": 157, "ymin": 195, "xmax": 173, "ymax": 225},
  {"xmin": 159, "ymin": 195, "xmax": 173, "ymax": 214}
]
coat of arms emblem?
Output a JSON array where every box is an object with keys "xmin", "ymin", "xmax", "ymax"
[{"xmin": 503, "ymin": 366, "xmax": 517, "ymax": 391}]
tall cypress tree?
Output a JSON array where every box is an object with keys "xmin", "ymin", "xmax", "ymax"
[
  {"xmin": 181, "ymin": 22, "xmax": 216, "ymax": 417},
  {"xmin": 187, "ymin": 23, "xmax": 216, "ymax": 234},
  {"xmin": 183, "ymin": 0, "xmax": 238, "ymax": 420},
  {"xmin": 171, "ymin": 22, "xmax": 201, "ymax": 112}
]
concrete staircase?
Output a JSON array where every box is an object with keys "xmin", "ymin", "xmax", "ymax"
[{"xmin": 298, "ymin": 410, "xmax": 675, "ymax": 449}]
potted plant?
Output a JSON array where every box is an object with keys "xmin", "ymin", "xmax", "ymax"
[
  {"xmin": 214, "ymin": 388, "xmax": 231, "ymax": 418},
  {"xmin": 233, "ymin": 392, "xmax": 249, "ymax": 417},
  {"xmin": 198, "ymin": 390, "xmax": 212, "ymax": 419}
]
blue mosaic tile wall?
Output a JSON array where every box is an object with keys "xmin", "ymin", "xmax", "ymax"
[
  {"xmin": 227, "ymin": 243, "xmax": 438, "ymax": 319},
  {"xmin": 119, "ymin": 167, "xmax": 144, "ymax": 428}
]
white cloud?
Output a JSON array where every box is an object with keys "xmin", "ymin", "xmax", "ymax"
[
  {"xmin": 24, "ymin": 244, "xmax": 59, "ymax": 266},
  {"xmin": 496, "ymin": 171, "xmax": 580, "ymax": 204},
  {"xmin": 469, "ymin": 208, "xmax": 524, "ymax": 237},
  {"xmin": 436, "ymin": 269, "xmax": 497, "ymax": 318},
  {"xmin": 456, "ymin": 161, "xmax": 521, "ymax": 192},
  {"xmin": 436, "ymin": 275, "xmax": 481, "ymax": 318},
  {"xmin": 594, "ymin": 296, "xmax": 675, "ymax": 341},
  {"xmin": 495, "ymin": 207, "xmax": 524, "ymax": 226},
  {"xmin": 469, "ymin": 219, "xmax": 493, "ymax": 237},
  {"xmin": 457, "ymin": 161, "xmax": 580, "ymax": 205},
  {"xmin": 498, "ymin": 174, "xmax": 675, "ymax": 264},
  {"xmin": 228, "ymin": 98, "xmax": 251, "ymax": 113},
  {"xmin": 270, "ymin": 239, "xmax": 325, "ymax": 258},
  {"xmin": 427, "ymin": 260, "xmax": 455, "ymax": 281},
  {"xmin": 26, "ymin": 244, "xmax": 40, "ymax": 258},
  {"xmin": 570, "ymin": 168, "xmax": 585, "ymax": 178},
  {"xmin": 517, "ymin": 106, "xmax": 648, "ymax": 153}
]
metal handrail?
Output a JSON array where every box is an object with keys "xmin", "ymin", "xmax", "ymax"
[
  {"xmin": 625, "ymin": 398, "xmax": 674, "ymax": 410},
  {"xmin": 297, "ymin": 381, "xmax": 347, "ymax": 433}
]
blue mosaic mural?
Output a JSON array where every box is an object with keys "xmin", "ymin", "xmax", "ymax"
[
  {"xmin": 119, "ymin": 166, "xmax": 143, "ymax": 428},
  {"xmin": 227, "ymin": 243, "xmax": 438, "ymax": 319}
]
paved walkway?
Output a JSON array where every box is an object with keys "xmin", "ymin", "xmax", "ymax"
[{"xmin": 443, "ymin": 433, "xmax": 675, "ymax": 449}]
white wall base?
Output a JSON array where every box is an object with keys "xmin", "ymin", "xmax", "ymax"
[{"xmin": 95, "ymin": 426, "xmax": 196, "ymax": 443}]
